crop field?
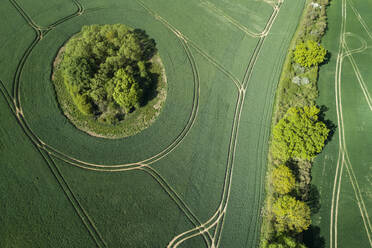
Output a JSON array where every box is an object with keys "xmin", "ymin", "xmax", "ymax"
[
  {"xmin": 311, "ymin": 0, "xmax": 372, "ymax": 248},
  {"xmin": 0, "ymin": 0, "xmax": 304, "ymax": 247}
]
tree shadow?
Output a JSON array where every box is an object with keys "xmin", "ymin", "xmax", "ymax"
[
  {"xmin": 303, "ymin": 225, "xmax": 325, "ymax": 248},
  {"xmin": 319, "ymin": 51, "xmax": 332, "ymax": 67},
  {"xmin": 306, "ymin": 184, "xmax": 321, "ymax": 214},
  {"xmin": 140, "ymin": 69, "xmax": 160, "ymax": 106},
  {"xmin": 133, "ymin": 29, "xmax": 157, "ymax": 60},
  {"xmin": 318, "ymin": 105, "xmax": 337, "ymax": 146},
  {"xmin": 131, "ymin": 29, "xmax": 162, "ymax": 107}
]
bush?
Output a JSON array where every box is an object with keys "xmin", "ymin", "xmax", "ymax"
[
  {"xmin": 272, "ymin": 106, "xmax": 330, "ymax": 161},
  {"xmin": 293, "ymin": 40, "xmax": 327, "ymax": 68},
  {"xmin": 272, "ymin": 165, "xmax": 296, "ymax": 195},
  {"xmin": 272, "ymin": 195, "xmax": 311, "ymax": 233}
]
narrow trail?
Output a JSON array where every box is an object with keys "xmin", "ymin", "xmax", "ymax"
[{"xmin": 330, "ymin": 0, "xmax": 372, "ymax": 247}]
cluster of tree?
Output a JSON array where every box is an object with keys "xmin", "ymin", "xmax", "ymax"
[
  {"xmin": 58, "ymin": 24, "xmax": 157, "ymax": 124},
  {"xmin": 293, "ymin": 0, "xmax": 329, "ymax": 69},
  {"xmin": 273, "ymin": 0, "xmax": 330, "ymax": 120},
  {"xmin": 265, "ymin": 106, "xmax": 328, "ymax": 244},
  {"xmin": 261, "ymin": 1, "xmax": 332, "ymax": 245}
]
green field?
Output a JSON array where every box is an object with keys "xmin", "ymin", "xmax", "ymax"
[
  {"xmin": 311, "ymin": 0, "xmax": 372, "ymax": 248},
  {"xmin": 0, "ymin": 0, "xmax": 305, "ymax": 247}
]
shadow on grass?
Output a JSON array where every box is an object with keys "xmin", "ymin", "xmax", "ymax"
[
  {"xmin": 303, "ymin": 225, "xmax": 325, "ymax": 248},
  {"xmin": 306, "ymin": 184, "xmax": 321, "ymax": 214},
  {"xmin": 318, "ymin": 105, "xmax": 337, "ymax": 146}
]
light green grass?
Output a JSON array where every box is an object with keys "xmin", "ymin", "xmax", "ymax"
[
  {"xmin": 311, "ymin": 0, "xmax": 372, "ymax": 248},
  {"xmin": 0, "ymin": 0, "xmax": 304, "ymax": 247}
]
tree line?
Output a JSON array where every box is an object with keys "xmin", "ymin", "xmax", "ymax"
[{"xmin": 260, "ymin": 1, "xmax": 331, "ymax": 248}]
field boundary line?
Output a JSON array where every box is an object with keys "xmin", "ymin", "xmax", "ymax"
[
  {"xmin": 343, "ymin": 41, "xmax": 372, "ymax": 110},
  {"xmin": 348, "ymin": 0, "xmax": 372, "ymax": 40},
  {"xmin": 9, "ymin": 0, "xmax": 84, "ymax": 32},
  {"xmin": 165, "ymin": 1, "xmax": 284, "ymax": 246},
  {"xmin": 245, "ymin": 31, "xmax": 290, "ymax": 246},
  {"xmin": 330, "ymin": 0, "xmax": 347, "ymax": 245},
  {"xmin": 214, "ymin": 2, "xmax": 282, "ymax": 246},
  {"xmin": 5, "ymin": 1, "xmax": 109, "ymax": 246},
  {"xmin": 135, "ymin": 0, "xmax": 242, "ymax": 89},
  {"xmin": 342, "ymin": 33, "xmax": 368, "ymax": 58},
  {"xmin": 0, "ymin": 80, "xmax": 16, "ymax": 114},
  {"xmin": 139, "ymin": 165, "xmax": 213, "ymax": 247},
  {"xmin": 167, "ymin": 90, "xmax": 244, "ymax": 248},
  {"xmin": 39, "ymin": 151, "xmax": 108, "ymax": 248},
  {"xmin": 331, "ymin": 0, "xmax": 372, "ymax": 247},
  {"xmin": 199, "ymin": 0, "xmax": 270, "ymax": 38},
  {"xmin": 344, "ymin": 154, "xmax": 372, "ymax": 246}
]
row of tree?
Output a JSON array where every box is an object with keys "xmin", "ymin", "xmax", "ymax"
[
  {"xmin": 265, "ymin": 106, "xmax": 329, "ymax": 248},
  {"xmin": 261, "ymin": 1, "xmax": 331, "ymax": 247}
]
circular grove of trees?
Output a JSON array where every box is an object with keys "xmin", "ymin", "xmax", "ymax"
[{"xmin": 53, "ymin": 24, "xmax": 167, "ymax": 138}]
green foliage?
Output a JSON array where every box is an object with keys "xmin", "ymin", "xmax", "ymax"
[
  {"xmin": 272, "ymin": 165, "xmax": 296, "ymax": 195},
  {"xmin": 293, "ymin": 40, "xmax": 327, "ymax": 68},
  {"xmin": 272, "ymin": 195, "xmax": 311, "ymax": 233},
  {"xmin": 58, "ymin": 24, "xmax": 157, "ymax": 121},
  {"xmin": 272, "ymin": 106, "xmax": 330, "ymax": 161},
  {"xmin": 261, "ymin": 1, "xmax": 332, "ymax": 247},
  {"xmin": 112, "ymin": 69, "xmax": 143, "ymax": 113},
  {"xmin": 267, "ymin": 234, "xmax": 307, "ymax": 248}
]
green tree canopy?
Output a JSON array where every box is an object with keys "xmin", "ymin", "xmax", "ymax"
[
  {"xmin": 58, "ymin": 24, "xmax": 157, "ymax": 123},
  {"xmin": 272, "ymin": 106, "xmax": 330, "ymax": 161},
  {"xmin": 112, "ymin": 68, "xmax": 143, "ymax": 113},
  {"xmin": 272, "ymin": 165, "xmax": 296, "ymax": 195},
  {"xmin": 273, "ymin": 195, "xmax": 311, "ymax": 233},
  {"xmin": 293, "ymin": 40, "xmax": 327, "ymax": 67}
]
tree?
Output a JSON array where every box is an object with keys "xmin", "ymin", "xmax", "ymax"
[
  {"xmin": 293, "ymin": 40, "xmax": 327, "ymax": 67},
  {"xmin": 272, "ymin": 165, "xmax": 296, "ymax": 195},
  {"xmin": 272, "ymin": 195, "xmax": 311, "ymax": 233},
  {"xmin": 112, "ymin": 69, "xmax": 142, "ymax": 113},
  {"xmin": 272, "ymin": 106, "xmax": 329, "ymax": 161}
]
